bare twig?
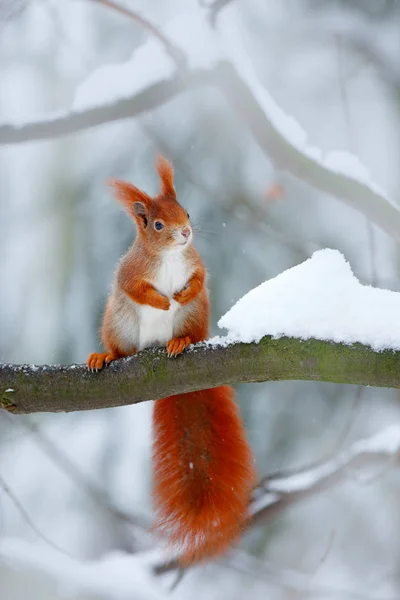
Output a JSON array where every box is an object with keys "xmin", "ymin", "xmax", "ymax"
[
  {"xmin": 199, "ymin": 0, "xmax": 237, "ymax": 27},
  {"xmin": 250, "ymin": 427, "xmax": 399, "ymax": 526},
  {"xmin": 0, "ymin": 0, "xmax": 27, "ymax": 24},
  {"xmin": 0, "ymin": 473, "xmax": 71, "ymax": 557},
  {"xmin": 219, "ymin": 548, "xmax": 398, "ymax": 600},
  {"xmin": 154, "ymin": 425, "xmax": 400, "ymax": 575},
  {"xmin": 88, "ymin": 0, "xmax": 187, "ymax": 67},
  {"xmin": 313, "ymin": 16, "xmax": 400, "ymax": 88},
  {"xmin": 2, "ymin": 413, "xmax": 148, "ymax": 531}
]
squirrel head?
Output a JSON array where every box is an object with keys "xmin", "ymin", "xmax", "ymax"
[{"xmin": 109, "ymin": 156, "xmax": 192, "ymax": 252}]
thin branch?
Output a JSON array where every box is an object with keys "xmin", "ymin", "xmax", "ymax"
[
  {"xmin": 88, "ymin": 0, "xmax": 187, "ymax": 67},
  {"xmin": 0, "ymin": 473, "xmax": 71, "ymax": 556},
  {"xmin": 256, "ymin": 386, "xmax": 364, "ymax": 488},
  {"xmin": 2, "ymin": 336, "xmax": 400, "ymax": 415},
  {"xmin": 199, "ymin": 0, "xmax": 237, "ymax": 27},
  {"xmin": 310, "ymin": 15, "xmax": 400, "ymax": 88},
  {"xmin": 13, "ymin": 416, "xmax": 148, "ymax": 529},
  {"xmin": 154, "ymin": 424, "xmax": 400, "ymax": 575},
  {"xmin": 218, "ymin": 549, "xmax": 398, "ymax": 600},
  {"xmin": 250, "ymin": 427, "xmax": 399, "ymax": 527}
]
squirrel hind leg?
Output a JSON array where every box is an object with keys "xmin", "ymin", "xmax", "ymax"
[
  {"xmin": 166, "ymin": 336, "xmax": 192, "ymax": 357},
  {"xmin": 87, "ymin": 351, "xmax": 121, "ymax": 371}
]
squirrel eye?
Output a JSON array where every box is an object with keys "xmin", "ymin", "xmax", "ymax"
[
  {"xmin": 154, "ymin": 221, "xmax": 164, "ymax": 231},
  {"xmin": 186, "ymin": 212, "xmax": 190, "ymax": 220}
]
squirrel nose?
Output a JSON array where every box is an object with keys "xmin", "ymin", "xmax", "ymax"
[{"xmin": 181, "ymin": 227, "xmax": 191, "ymax": 238}]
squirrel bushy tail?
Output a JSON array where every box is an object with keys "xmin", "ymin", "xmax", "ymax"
[{"xmin": 152, "ymin": 385, "xmax": 256, "ymax": 564}]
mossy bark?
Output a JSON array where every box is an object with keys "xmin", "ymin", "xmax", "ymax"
[{"xmin": 1, "ymin": 336, "xmax": 399, "ymax": 415}]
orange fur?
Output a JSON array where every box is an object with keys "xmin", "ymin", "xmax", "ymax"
[
  {"xmin": 153, "ymin": 386, "xmax": 256, "ymax": 564},
  {"xmin": 125, "ymin": 280, "xmax": 170, "ymax": 310},
  {"xmin": 87, "ymin": 156, "xmax": 256, "ymax": 563},
  {"xmin": 156, "ymin": 155, "xmax": 175, "ymax": 197},
  {"xmin": 173, "ymin": 269, "xmax": 205, "ymax": 305},
  {"xmin": 166, "ymin": 335, "xmax": 192, "ymax": 356},
  {"xmin": 109, "ymin": 179, "xmax": 152, "ymax": 222}
]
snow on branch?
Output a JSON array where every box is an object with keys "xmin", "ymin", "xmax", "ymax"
[
  {"xmin": 250, "ymin": 424, "xmax": 400, "ymax": 526},
  {"xmin": 0, "ymin": 5, "xmax": 219, "ymax": 143},
  {"xmin": 217, "ymin": 249, "xmax": 400, "ymax": 349},
  {"xmin": 0, "ymin": 70, "xmax": 213, "ymax": 144},
  {"xmin": 215, "ymin": 59, "xmax": 400, "ymax": 242},
  {"xmin": 1, "ymin": 7, "xmax": 399, "ymax": 240},
  {"xmin": 2, "ymin": 250, "xmax": 400, "ymax": 415}
]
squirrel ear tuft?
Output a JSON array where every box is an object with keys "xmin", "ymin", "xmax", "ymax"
[
  {"xmin": 156, "ymin": 155, "xmax": 175, "ymax": 198},
  {"xmin": 108, "ymin": 179, "xmax": 152, "ymax": 224}
]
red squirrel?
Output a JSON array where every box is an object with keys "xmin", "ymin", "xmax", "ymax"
[{"xmin": 87, "ymin": 156, "xmax": 256, "ymax": 564}]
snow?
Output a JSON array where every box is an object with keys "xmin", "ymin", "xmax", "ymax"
[
  {"xmin": 219, "ymin": 10, "xmax": 390, "ymax": 200},
  {"xmin": 266, "ymin": 425, "xmax": 400, "ymax": 495},
  {"xmin": 71, "ymin": 7, "xmax": 398, "ymax": 219},
  {"xmin": 0, "ymin": 538, "xmax": 165, "ymax": 600},
  {"xmin": 2, "ymin": 425, "xmax": 399, "ymax": 597},
  {"xmin": 325, "ymin": 152, "xmax": 373, "ymax": 183},
  {"xmin": 218, "ymin": 249, "xmax": 400, "ymax": 351},
  {"xmin": 352, "ymin": 424, "xmax": 400, "ymax": 456},
  {"xmin": 0, "ymin": 0, "xmax": 395, "ymax": 212},
  {"xmin": 73, "ymin": 3, "xmax": 221, "ymax": 111},
  {"xmin": 73, "ymin": 42, "xmax": 173, "ymax": 111}
]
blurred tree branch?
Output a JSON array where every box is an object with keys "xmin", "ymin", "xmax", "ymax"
[
  {"xmin": 88, "ymin": 0, "xmax": 187, "ymax": 67},
  {"xmin": 0, "ymin": 472, "xmax": 72, "ymax": 556},
  {"xmin": 198, "ymin": 0, "xmax": 236, "ymax": 27},
  {"xmin": 309, "ymin": 15, "xmax": 400, "ymax": 88},
  {"xmin": 1, "ymin": 60, "xmax": 400, "ymax": 241},
  {"xmin": 3, "ymin": 399, "xmax": 399, "ymax": 594},
  {"xmin": 0, "ymin": 68, "xmax": 212, "ymax": 144},
  {"xmin": 1, "ymin": 335, "xmax": 400, "ymax": 414},
  {"xmin": 154, "ymin": 423, "xmax": 400, "ymax": 575}
]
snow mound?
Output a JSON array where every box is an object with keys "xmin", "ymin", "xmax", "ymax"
[{"xmin": 218, "ymin": 249, "xmax": 400, "ymax": 351}]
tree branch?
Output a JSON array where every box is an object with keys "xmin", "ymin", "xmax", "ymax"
[
  {"xmin": 88, "ymin": 0, "xmax": 187, "ymax": 67},
  {"xmin": 1, "ymin": 336, "xmax": 400, "ymax": 415},
  {"xmin": 199, "ymin": 0, "xmax": 236, "ymax": 27},
  {"xmin": 0, "ymin": 473, "xmax": 72, "ymax": 557},
  {"xmin": 216, "ymin": 62, "xmax": 400, "ymax": 242},
  {"xmin": 0, "ymin": 69, "xmax": 212, "ymax": 144},
  {"xmin": 2, "ymin": 60, "xmax": 399, "ymax": 242},
  {"xmin": 307, "ymin": 15, "xmax": 400, "ymax": 88}
]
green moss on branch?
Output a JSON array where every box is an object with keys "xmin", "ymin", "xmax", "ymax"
[{"xmin": 0, "ymin": 336, "xmax": 399, "ymax": 415}]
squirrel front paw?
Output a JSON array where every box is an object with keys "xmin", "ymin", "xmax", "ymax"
[
  {"xmin": 154, "ymin": 295, "xmax": 170, "ymax": 311},
  {"xmin": 173, "ymin": 286, "xmax": 192, "ymax": 305}
]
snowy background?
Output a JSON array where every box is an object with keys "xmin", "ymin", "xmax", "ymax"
[{"xmin": 2, "ymin": 0, "xmax": 400, "ymax": 598}]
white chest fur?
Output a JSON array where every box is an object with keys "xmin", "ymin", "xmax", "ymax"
[{"xmin": 138, "ymin": 251, "xmax": 191, "ymax": 350}]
